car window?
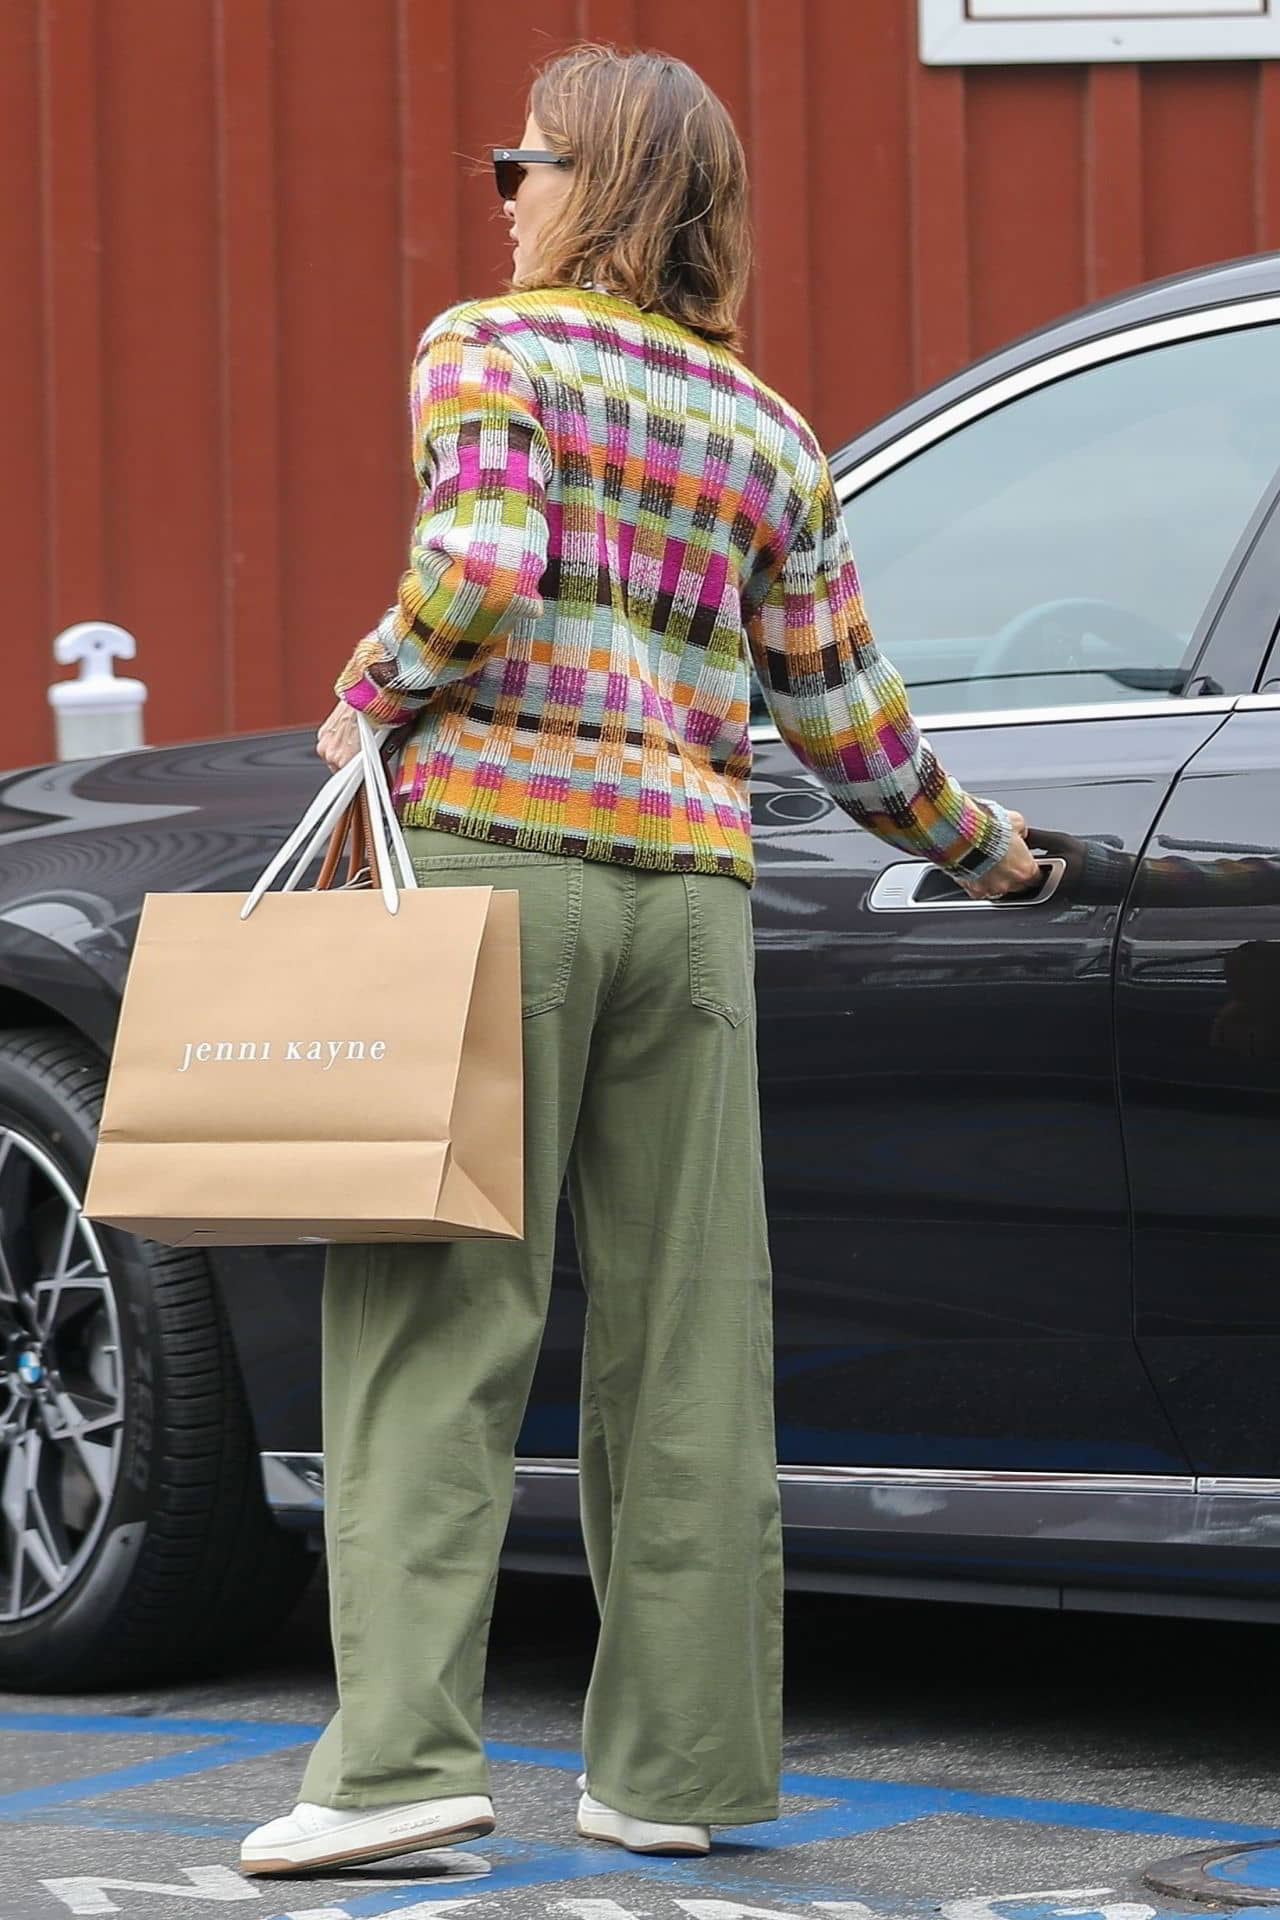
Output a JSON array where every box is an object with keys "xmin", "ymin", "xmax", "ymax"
[{"xmin": 842, "ymin": 324, "xmax": 1280, "ymax": 715}]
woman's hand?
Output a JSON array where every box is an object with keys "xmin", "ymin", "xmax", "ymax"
[
  {"xmin": 956, "ymin": 810, "xmax": 1043, "ymax": 901},
  {"xmin": 316, "ymin": 701, "xmax": 361, "ymax": 772}
]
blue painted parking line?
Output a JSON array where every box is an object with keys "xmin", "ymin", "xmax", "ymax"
[
  {"xmin": 4, "ymin": 1710, "xmax": 1280, "ymax": 1915},
  {"xmin": 1145, "ymin": 1838, "xmax": 1280, "ymax": 1910},
  {"xmin": 0, "ymin": 1713, "xmax": 317, "ymax": 1821},
  {"xmin": 1210, "ymin": 1845, "xmax": 1280, "ymax": 1887},
  {"xmin": 792, "ymin": 1776, "xmax": 1278, "ymax": 1846}
]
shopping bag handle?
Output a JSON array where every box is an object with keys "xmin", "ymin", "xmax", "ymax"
[
  {"xmin": 314, "ymin": 788, "xmax": 373, "ymax": 892},
  {"xmin": 241, "ymin": 756, "xmax": 363, "ymax": 918},
  {"xmin": 277, "ymin": 714, "xmax": 411, "ymax": 903},
  {"xmin": 355, "ymin": 712, "xmax": 417, "ymax": 911},
  {"xmin": 240, "ymin": 713, "xmax": 417, "ymax": 919}
]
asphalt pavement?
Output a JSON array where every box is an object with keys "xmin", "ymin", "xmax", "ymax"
[{"xmin": 1, "ymin": 1564, "xmax": 1277, "ymax": 1920}]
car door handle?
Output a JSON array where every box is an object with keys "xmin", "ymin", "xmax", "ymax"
[{"xmin": 867, "ymin": 857, "xmax": 1067, "ymax": 913}]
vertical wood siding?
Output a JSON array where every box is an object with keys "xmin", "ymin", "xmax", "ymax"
[{"xmin": 8, "ymin": 0, "xmax": 1280, "ymax": 765}]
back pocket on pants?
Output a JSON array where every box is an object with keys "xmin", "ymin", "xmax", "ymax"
[
  {"xmin": 409, "ymin": 846, "xmax": 583, "ymax": 1018},
  {"xmin": 682, "ymin": 873, "xmax": 754, "ymax": 1028}
]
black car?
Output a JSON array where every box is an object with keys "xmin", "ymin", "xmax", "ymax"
[{"xmin": 5, "ymin": 251, "xmax": 1280, "ymax": 1690}]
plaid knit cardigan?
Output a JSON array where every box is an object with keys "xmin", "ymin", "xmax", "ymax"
[{"xmin": 336, "ymin": 287, "xmax": 1014, "ymax": 887}]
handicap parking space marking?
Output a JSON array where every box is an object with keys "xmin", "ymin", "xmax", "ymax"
[
  {"xmin": 2, "ymin": 1712, "xmax": 1278, "ymax": 1917},
  {"xmin": 38, "ymin": 1889, "xmax": 1280, "ymax": 1920},
  {"xmin": 25, "ymin": 1881, "xmax": 1231, "ymax": 1920},
  {"xmin": 0, "ymin": 1711, "xmax": 319, "ymax": 1823}
]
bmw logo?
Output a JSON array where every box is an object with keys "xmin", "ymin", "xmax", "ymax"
[{"xmin": 16, "ymin": 1351, "xmax": 43, "ymax": 1388}]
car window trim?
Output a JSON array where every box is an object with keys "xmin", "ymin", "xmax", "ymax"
[
  {"xmin": 1182, "ymin": 469, "xmax": 1280, "ymax": 696},
  {"xmin": 812, "ymin": 294, "xmax": 1280, "ymax": 730},
  {"xmin": 834, "ymin": 295, "xmax": 1280, "ymax": 498},
  {"xmin": 748, "ymin": 694, "xmax": 1238, "ymax": 746}
]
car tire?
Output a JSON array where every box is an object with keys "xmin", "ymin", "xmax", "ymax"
[{"xmin": 0, "ymin": 1026, "xmax": 314, "ymax": 1690}]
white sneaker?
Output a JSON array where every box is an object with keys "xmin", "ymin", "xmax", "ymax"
[
  {"xmin": 239, "ymin": 1794, "xmax": 494, "ymax": 1875},
  {"xmin": 576, "ymin": 1788, "xmax": 710, "ymax": 1856}
]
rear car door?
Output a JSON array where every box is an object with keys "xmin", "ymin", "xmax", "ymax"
[
  {"xmin": 753, "ymin": 305, "xmax": 1280, "ymax": 1503},
  {"xmin": 1118, "ymin": 547, "xmax": 1280, "ymax": 1483}
]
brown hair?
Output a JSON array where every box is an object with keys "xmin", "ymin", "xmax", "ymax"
[{"xmin": 510, "ymin": 43, "xmax": 752, "ymax": 355}]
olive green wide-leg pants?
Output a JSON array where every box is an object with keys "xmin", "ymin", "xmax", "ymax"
[{"xmin": 298, "ymin": 830, "xmax": 782, "ymax": 1828}]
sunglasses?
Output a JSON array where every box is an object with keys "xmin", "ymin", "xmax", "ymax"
[{"xmin": 492, "ymin": 147, "xmax": 573, "ymax": 203}]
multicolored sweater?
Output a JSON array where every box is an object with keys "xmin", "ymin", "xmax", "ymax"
[{"xmin": 336, "ymin": 286, "xmax": 1014, "ymax": 886}]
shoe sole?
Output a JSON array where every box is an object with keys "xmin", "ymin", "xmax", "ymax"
[
  {"xmin": 241, "ymin": 1814, "xmax": 494, "ymax": 1876},
  {"xmin": 576, "ymin": 1818, "xmax": 709, "ymax": 1857}
]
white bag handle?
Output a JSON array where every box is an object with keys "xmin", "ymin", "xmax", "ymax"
[
  {"xmin": 241, "ymin": 756, "xmax": 363, "ymax": 919},
  {"xmin": 278, "ymin": 717, "xmax": 412, "ymax": 902},
  {"xmin": 277, "ymin": 765, "xmax": 367, "ymax": 895},
  {"xmin": 356, "ymin": 712, "xmax": 417, "ymax": 912},
  {"xmin": 371, "ymin": 733, "xmax": 418, "ymax": 899},
  {"xmin": 241, "ymin": 714, "xmax": 417, "ymax": 919}
]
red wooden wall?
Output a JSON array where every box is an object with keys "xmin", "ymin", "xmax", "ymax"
[{"xmin": 7, "ymin": 0, "xmax": 1280, "ymax": 769}]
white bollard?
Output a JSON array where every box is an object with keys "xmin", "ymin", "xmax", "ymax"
[{"xmin": 48, "ymin": 622, "xmax": 148, "ymax": 760}]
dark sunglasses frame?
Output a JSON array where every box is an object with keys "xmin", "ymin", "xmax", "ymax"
[{"xmin": 492, "ymin": 147, "xmax": 573, "ymax": 203}]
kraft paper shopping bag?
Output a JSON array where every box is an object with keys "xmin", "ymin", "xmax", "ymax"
[{"xmin": 84, "ymin": 716, "xmax": 524, "ymax": 1247}]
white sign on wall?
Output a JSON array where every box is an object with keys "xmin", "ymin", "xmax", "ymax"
[{"xmin": 919, "ymin": 0, "xmax": 1280, "ymax": 63}]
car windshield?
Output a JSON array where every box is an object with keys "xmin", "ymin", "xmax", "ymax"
[{"xmin": 841, "ymin": 323, "xmax": 1280, "ymax": 715}]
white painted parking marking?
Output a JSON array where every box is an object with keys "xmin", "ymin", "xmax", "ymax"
[
  {"xmin": 943, "ymin": 1896, "xmax": 1117, "ymax": 1920},
  {"xmin": 675, "ymin": 1905, "xmax": 816, "ymax": 1919},
  {"xmin": 1062, "ymin": 1909, "xmax": 1156, "ymax": 1919},
  {"xmin": 280, "ymin": 1905, "xmax": 482, "ymax": 1920},
  {"xmin": 550, "ymin": 1904, "xmax": 648, "ymax": 1919},
  {"xmin": 39, "ymin": 1882, "xmax": 490, "ymax": 1920},
  {"xmin": 10, "ymin": 1886, "xmax": 1229, "ymax": 1920},
  {"xmin": 41, "ymin": 1865, "xmax": 261, "ymax": 1914}
]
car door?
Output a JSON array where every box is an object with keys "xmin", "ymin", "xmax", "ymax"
[
  {"xmin": 1118, "ymin": 548, "xmax": 1280, "ymax": 1479},
  {"xmin": 754, "ymin": 306, "xmax": 1280, "ymax": 1495}
]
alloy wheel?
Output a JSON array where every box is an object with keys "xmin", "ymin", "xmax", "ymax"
[{"xmin": 0, "ymin": 1128, "xmax": 124, "ymax": 1621}]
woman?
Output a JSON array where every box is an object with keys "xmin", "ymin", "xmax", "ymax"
[{"xmin": 241, "ymin": 42, "xmax": 1039, "ymax": 1880}]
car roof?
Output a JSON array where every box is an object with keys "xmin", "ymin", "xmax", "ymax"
[{"xmin": 832, "ymin": 248, "xmax": 1280, "ymax": 473}]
